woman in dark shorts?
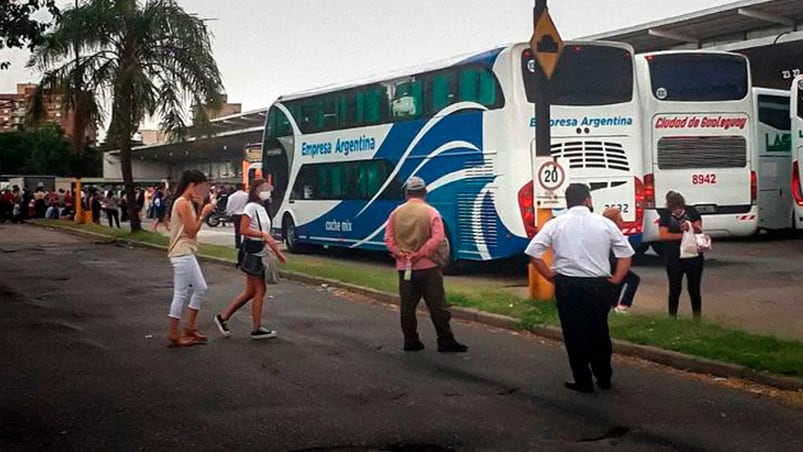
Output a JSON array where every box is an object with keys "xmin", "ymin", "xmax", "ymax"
[{"xmin": 214, "ymin": 179, "xmax": 286, "ymax": 340}]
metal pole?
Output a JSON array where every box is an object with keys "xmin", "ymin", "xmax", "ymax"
[
  {"xmin": 529, "ymin": 0, "xmax": 555, "ymax": 301},
  {"xmin": 534, "ymin": 0, "xmax": 551, "ymax": 159}
]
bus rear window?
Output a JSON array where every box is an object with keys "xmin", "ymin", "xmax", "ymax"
[
  {"xmin": 521, "ymin": 45, "xmax": 633, "ymax": 106},
  {"xmin": 647, "ymin": 53, "xmax": 748, "ymax": 102}
]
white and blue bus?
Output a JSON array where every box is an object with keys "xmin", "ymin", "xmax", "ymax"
[{"xmin": 261, "ymin": 41, "xmax": 643, "ymax": 266}]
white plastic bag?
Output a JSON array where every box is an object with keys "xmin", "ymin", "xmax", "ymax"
[
  {"xmin": 680, "ymin": 224, "xmax": 699, "ymax": 259},
  {"xmin": 695, "ymin": 233, "xmax": 712, "ymax": 253}
]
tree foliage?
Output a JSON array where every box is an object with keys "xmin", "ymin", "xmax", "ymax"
[
  {"xmin": 0, "ymin": 125, "xmax": 101, "ymax": 176},
  {"xmin": 0, "ymin": 0, "xmax": 60, "ymax": 70},
  {"xmin": 28, "ymin": 0, "xmax": 224, "ymax": 230}
]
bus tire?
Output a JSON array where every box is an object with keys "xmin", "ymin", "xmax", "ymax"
[
  {"xmin": 440, "ymin": 224, "xmax": 462, "ymax": 275},
  {"xmin": 633, "ymin": 243, "xmax": 650, "ymax": 256},
  {"xmin": 283, "ymin": 215, "xmax": 302, "ymax": 253},
  {"xmin": 650, "ymin": 243, "xmax": 664, "ymax": 257}
]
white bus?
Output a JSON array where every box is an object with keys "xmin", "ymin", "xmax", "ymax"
[
  {"xmin": 636, "ymin": 50, "xmax": 757, "ymax": 245},
  {"xmin": 260, "ymin": 41, "xmax": 643, "ymax": 267},
  {"xmin": 754, "ymin": 88, "xmax": 793, "ymax": 231},
  {"xmin": 791, "ymin": 75, "xmax": 803, "ymax": 229}
]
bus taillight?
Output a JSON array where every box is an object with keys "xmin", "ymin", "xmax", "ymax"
[
  {"xmin": 750, "ymin": 170, "xmax": 757, "ymax": 205},
  {"xmin": 793, "ymin": 161, "xmax": 803, "ymax": 207},
  {"xmin": 619, "ymin": 177, "xmax": 644, "ymax": 235},
  {"xmin": 643, "ymin": 173, "xmax": 655, "ymax": 209},
  {"xmin": 518, "ymin": 181, "xmax": 537, "ymax": 239}
]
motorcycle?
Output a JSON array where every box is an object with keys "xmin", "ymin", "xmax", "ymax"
[{"xmin": 205, "ymin": 205, "xmax": 232, "ymax": 227}]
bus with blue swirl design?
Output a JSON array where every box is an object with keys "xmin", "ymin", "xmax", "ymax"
[{"xmin": 260, "ymin": 41, "xmax": 643, "ymax": 268}]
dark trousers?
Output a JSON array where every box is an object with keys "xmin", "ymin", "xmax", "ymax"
[
  {"xmin": 614, "ymin": 271, "xmax": 641, "ymax": 307},
  {"xmin": 554, "ymin": 275, "xmax": 614, "ymax": 387},
  {"xmin": 666, "ymin": 256, "xmax": 704, "ymax": 317},
  {"xmin": 398, "ymin": 267, "xmax": 454, "ymax": 344},
  {"xmin": 232, "ymin": 214, "xmax": 243, "ymax": 249},
  {"xmin": 106, "ymin": 208, "xmax": 120, "ymax": 228}
]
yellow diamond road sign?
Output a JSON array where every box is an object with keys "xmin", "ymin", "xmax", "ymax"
[{"xmin": 529, "ymin": 9, "xmax": 564, "ymax": 80}]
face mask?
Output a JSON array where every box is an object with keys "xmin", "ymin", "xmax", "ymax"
[{"xmin": 258, "ymin": 191, "xmax": 271, "ymax": 201}]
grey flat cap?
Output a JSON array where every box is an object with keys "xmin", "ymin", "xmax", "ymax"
[{"xmin": 405, "ymin": 176, "xmax": 427, "ymax": 192}]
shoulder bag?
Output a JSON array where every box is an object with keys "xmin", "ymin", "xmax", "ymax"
[
  {"xmin": 254, "ymin": 205, "xmax": 281, "ymax": 285},
  {"xmin": 239, "ymin": 204, "xmax": 266, "ymax": 276}
]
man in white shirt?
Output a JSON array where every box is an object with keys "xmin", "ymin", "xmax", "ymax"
[
  {"xmin": 525, "ymin": 184, "xmax": 634, "ymax": 393},
  {"xmin": 226, "ymin": 184, "xmax": 249, "ymax": 249}
]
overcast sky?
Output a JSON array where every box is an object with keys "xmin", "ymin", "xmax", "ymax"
[{"xmin": 2, "ymin": 0, "xmax": 737, "ymax": 124}]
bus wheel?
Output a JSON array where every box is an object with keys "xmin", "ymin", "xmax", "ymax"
[
  {"xmin": 440, "ymin": 226, "xmax": 462, "ymax": 275},
  {"xmin": 651, "ymin": 243, "xmax": 664, "ymax": 257},
  {"xmin": 283, "ymin": 216, "xmax": 302, "ymax": 253}
]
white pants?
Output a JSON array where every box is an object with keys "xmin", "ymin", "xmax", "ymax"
[{"xmin": 168, "ymin": 254, "xmax": 208, "ymax": 319}]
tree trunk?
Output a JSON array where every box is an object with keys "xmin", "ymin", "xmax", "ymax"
[{"xmin": 119, "ymin": 135, "xmax": 141, "ymax": 232}]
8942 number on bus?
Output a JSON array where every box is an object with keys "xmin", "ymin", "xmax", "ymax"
[{"xmin": 692, "ymin": 174, "xmax": 717, "ymax": 185}]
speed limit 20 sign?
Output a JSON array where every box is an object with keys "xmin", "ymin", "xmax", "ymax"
[
  {"xmin": 537, "ymin": 159, "xmax": 565, "ymax": 190},
  {"xmin": 534, "ymin": 157, "xmax": 568, "ymax": 209}
]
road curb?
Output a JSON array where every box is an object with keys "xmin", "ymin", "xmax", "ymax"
[{"xmin": 30, "ymin": 221, "xmax": 803, "ymax": 392}]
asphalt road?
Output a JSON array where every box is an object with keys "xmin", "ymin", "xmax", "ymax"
[
  {"xmin": 2, "ymin": 224, "xmax": 802, "ymax": 451},
  {"xmin": 192, "ymin": 222, "xmax": 803, "ymax": 340}
]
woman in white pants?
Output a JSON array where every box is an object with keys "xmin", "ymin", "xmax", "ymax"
[{"xmin": 167, "ymin": 170, "xmax": 215, "ymax": 347}]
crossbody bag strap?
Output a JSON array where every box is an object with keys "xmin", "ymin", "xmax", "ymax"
[{"xmin": 254, "ymin": 203, "xmax": 263, "ymax": 233}]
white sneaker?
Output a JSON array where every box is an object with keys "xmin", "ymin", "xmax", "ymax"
[
  {"xmin": 251, "ymin": 326, "xmax": 278, "ymax": 340},
  {"xmin": 614, "ymin": 305, "xmax": 630, "ymax": 314}
]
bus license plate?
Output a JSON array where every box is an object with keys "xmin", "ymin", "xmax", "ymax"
[{"xmin": 695, "ymin": 205, "xmax": 717, "ymax": 214}]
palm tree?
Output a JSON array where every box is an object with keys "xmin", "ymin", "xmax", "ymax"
[{"xmin": 28, "ymin": 0, "xmax": 224, "ymax": 231}]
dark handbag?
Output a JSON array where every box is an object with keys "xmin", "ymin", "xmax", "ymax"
[
  {"xmin": 239, "ymin": 205, "xmax": 268, "ymax": 276},
  {"xmin": 240, "ymin": 250, "xmax": 264, "ymax": 275}
]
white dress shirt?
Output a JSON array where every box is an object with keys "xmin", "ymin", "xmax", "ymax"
[
  {"xmin": 225, "ymin": 190, "xmax": 249, "ymax": 216},
  {"xmin": 525, "ymin": 206, "xmax": 635, "ymax": 278}
]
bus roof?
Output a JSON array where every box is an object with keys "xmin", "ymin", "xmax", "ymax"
[{"xmin": 274, "ymin": 40, "xmax": 633, "ymax": 104}]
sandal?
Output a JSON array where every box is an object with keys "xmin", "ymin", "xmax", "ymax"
[
  {"xmin": 184, "ymin": 328, "xmax": 208, "ymax": 343},
  {"xmin": 167, "ymin": 335, "xmax": 206, "ymax": 348}
]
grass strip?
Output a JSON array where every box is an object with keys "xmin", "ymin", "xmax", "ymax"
[{"xmin": 34, "ymin": 219, "xmax": 803, "ymax": 379}]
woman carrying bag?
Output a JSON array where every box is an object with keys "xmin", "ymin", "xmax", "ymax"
[
  {"xmin": 658, "ymin": 191, "xmax": 705, "ymax": 318},
  {"xmin": 214, "ymin": 179, "xmax": 286, "ymax": 340}
]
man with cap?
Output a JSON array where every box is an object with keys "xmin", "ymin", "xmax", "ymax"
[
  {"xmin": 526, "ymin": 183, "xmax": 634, "ymax": 393},
  {"xmin": 384, "ymin": 176, "xmax": 468, "ymax": 353}
]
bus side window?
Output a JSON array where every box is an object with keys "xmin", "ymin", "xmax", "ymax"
[
  {"xmin": 392, "ymin": 78, "xmax": 423, "ymax": 119},
  {"xmin": 798, "ymin": 91, "xmax": 803, "ymax": 119},
  {"xmin": 460, "ymin": 67, "xmax": 497, "ymax": 107},
  {"xmin": 428, "ymin": 71, "xmax": 458, "ymax": 115}
]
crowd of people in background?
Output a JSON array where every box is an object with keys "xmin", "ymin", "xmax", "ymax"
[{"xmin": 0, "ymin": 182, "xmax": 242, "ymax": 230}]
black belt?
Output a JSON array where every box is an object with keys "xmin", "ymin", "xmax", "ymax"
[{"xmin": 555, "ymin": 274, "xmax": 609, "ymax": 281}]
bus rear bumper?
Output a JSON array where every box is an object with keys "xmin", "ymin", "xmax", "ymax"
[{"xmin": 642, "ymin": 207, "xmax": 758, "ymax": 242}]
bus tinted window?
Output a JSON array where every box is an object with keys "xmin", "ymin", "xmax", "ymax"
[
  {"xmin": 285, "ymin": 65, "xmax": 503, "ymax": 134},
  {"xmin": 290, "ymin": 160, "xmax": 402, "ymax": 201},
  {"xmin": 798, "ymin": 88, "xmax": 803, "ymax": 119},
  {"xmin": 427, "ymin": 71, "xmax": 458, "ymax": 114},
  {"xmin": 266, "ymin": 107, "xmax": 292, "ymax": 137},
  {"xmin": 647, "ymin": 53, "xmax": 748, "ymax": 101},
  {"xmin": 392, "ymin": 78, "xmax": 423, "ymax": 120},
  {"xmin": 521, "ymin": 46, "xmax": 633, "ymax": 106},
  {"xmin": 758, "ymin": 95, "xmax": 790, "ymax": 131}
]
